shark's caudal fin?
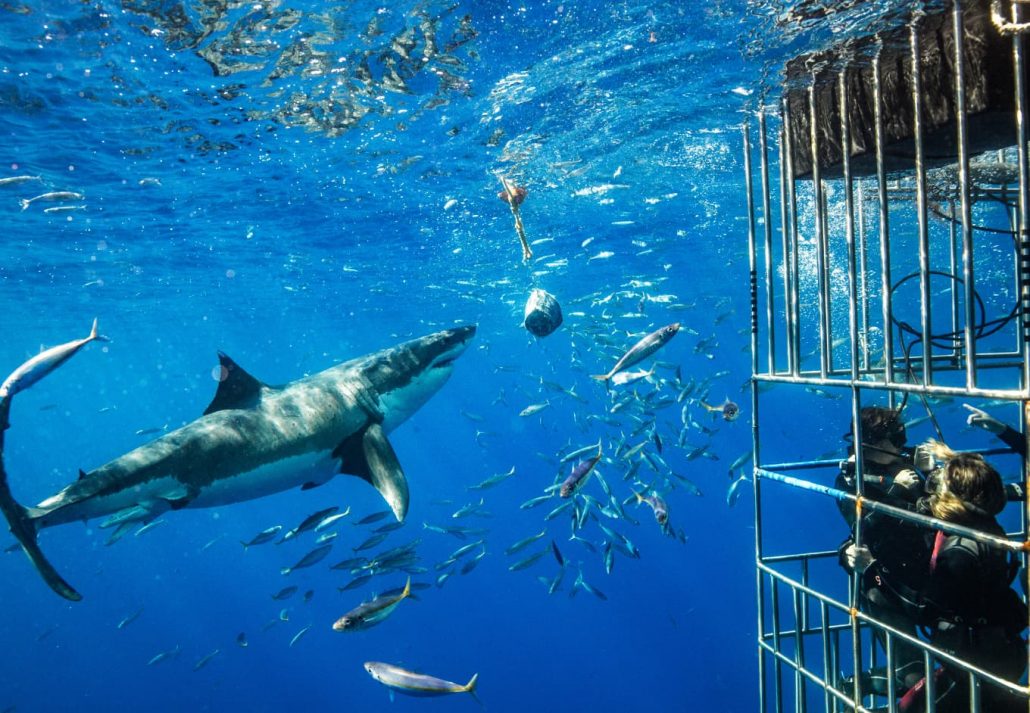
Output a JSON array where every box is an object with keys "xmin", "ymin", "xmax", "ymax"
[
  {"xmin": 334, "ymin": 422, "xmax": 410, "ymax": 522},
  {"xmin": 0, "ymin": 399, "xmax": 81, "ymax": 601}
]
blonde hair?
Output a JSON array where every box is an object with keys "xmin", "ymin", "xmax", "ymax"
[{"xmin": 921, "ymin": 440, "xmax": 1006, "ymax": 522}]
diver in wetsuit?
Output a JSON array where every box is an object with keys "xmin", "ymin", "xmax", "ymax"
[
  {"xmin": 836, "ymin": 406, "xmax": 931, "ymax": 693},
  {"xmin": 847, "ymin": 445, "xmax": 1028, "ymax": 713}
]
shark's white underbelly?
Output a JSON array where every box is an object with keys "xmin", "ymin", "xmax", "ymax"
[
  {"xmin": 188, "ymin": 452, "xmax": 337, "ymax": 508},
  {"xmin": 40, "ymin": 452, "xmax": 337, "ymax": 527}
]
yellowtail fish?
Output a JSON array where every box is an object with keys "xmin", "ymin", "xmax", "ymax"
[
  {"xmin": 192, "ymin": 649, "xmax": 220, "ymax": 672},
  {"xmin": 19, "ymin": 190, "xmax": 84, "ymax": 210},
  {"xmin": 519, "ymin": 401, "xmax": 550, "ymax": 417},
  {"xmin": 633, "ymin": 490, "xmax": 669, "ymax": 528},
  {"xmin": 560, "ymin": 449, "xmax": 602, "ymax": 498},
  {"xmin": 0, "ymin": 318, "xmax": 107, "ymax": 404},
  {"xmin": 333, "ymin": 578, "xmax": 411, "ymax": 632},
  {"xmin": 364, "ymin": 661, "xmax": 479, "ymax": 702},
  {"xmin": 592, "ymin": 323, "xmax": 680, "ymax": 383},
  {"xmin": 241, "ymin": 525, "xmax": 281, "ymax": 549},
  {"xmin": 700, "ymin": 397, "xmax": 740, "ymax": 422}
]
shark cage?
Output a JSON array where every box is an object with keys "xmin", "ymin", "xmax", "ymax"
[{"xmin": 742, "ymin": 1, "xmax": 1030, "ymax": 711}]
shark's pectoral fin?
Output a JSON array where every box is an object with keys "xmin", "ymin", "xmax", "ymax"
[
  {"xmin": 204, "ymin": 353, "xmax": 268, "ymax": 415},
  {"xmin": 333, "ymin": 424, "xmax": 409, "ymax": 522}
]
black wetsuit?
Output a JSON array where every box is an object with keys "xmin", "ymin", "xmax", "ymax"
[
  {"xmin": 864, "ymin": 518, "xmax": 1028, "ymax": 712},
  {"xmin": 836, "ymin": 460, "xmax": 931, "ymax": 592},
  {"xmin": 836, "ymin": 459, "xmax": 932, "ymax": 687}
]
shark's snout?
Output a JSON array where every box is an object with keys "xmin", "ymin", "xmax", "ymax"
[{"xmin": 431, "ymin": 324, "xmax": 476, "ymax": 369}]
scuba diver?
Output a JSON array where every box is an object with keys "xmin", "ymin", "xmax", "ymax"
[
  {"xmin": 836, "ymin": 406, "xmax": 933, "ymax": 695},
  {"xmin": 845, "ymin": 444, "xmax": 1028, "ymax": 712}
]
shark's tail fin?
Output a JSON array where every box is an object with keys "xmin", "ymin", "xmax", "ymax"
[{"xmin": 0, "ymin": 398, "xmax": 81, "ymax": 601}]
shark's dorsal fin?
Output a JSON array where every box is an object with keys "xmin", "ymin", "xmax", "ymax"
[
  {"xmin": 333, "ymin": 422, "xmax": 409, "ymax": 522},
  {"xmin": 204, "ymin": 352, "xmax": 265, "ymax": 415},
  {"xmin": 77, "ymin": 469, "xmax": 87, "ymax": 481}
]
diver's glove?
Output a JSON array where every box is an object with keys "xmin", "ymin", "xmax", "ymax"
[
  {"xmin": 843, "ymin": 543, "xmax": 875, "ymax": 575},
  {"xmin": 963, "ymin": 404, "xmax": 1006, "ymax": 435}
]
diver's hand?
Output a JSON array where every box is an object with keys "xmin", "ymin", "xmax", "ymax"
[
  {"xmin": 892, "ymin": 469, "xmax": 921, "ymax": 493},
  {"xmin": 963, "ymin": 404, "xmax": 1006, "ymax": 435},
  {"xmin": 844, "ymin": 544, "xmax": 875, "ymax": 574}
]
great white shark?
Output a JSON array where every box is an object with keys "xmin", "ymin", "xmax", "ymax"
[{"xmin": 0, "ymin": 324, "xmax": 476, "ymax": 601}]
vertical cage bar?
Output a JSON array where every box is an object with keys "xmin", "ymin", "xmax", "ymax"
[
  {"xmin": 772, "ymin": 575, "xmax": 784, "ymax": 713},
  {"xmin": 884, "ymin": 630, "xmax": 897, "ymax": 712},
  {"xmin": 784, "ymin": 95, "xmax": 803, "ymax": 376},
  {"xmin": 820, "ymin": 601, "xmax": 832, "ymax": 713},
  {"xmin": 925, "ymin": 651, "xmax": 937, "ymax": 713},
  {"xmin": 1015, "ymin": 0, "xmax": 1030, "ymax": 399},
  {"xmin": 953, "ymin": 0, "xmax": 977, "ymax": 392},
  {"xmin": 872, "ymin": 50, "xmax": 895, "ymax": 384},
  {"xmin": 745, "ymin": 118, "xmax": 769, "ymax": 713},
  {"xmin": 808, "ymin": 80, "xmax": 830, "ymax": 379},
  {"xmin": 948, "ymin": 200, "xmax": 960, "ymax": 362},
  {"xmin": 840, "ymin": 68, "xmax": 860, "ymax": 385},
  {"xmin": 910, "ymin": 15, "xmax": 934, "ymax": 386},
  {"xmin": 1012, "ymin": 5, "xmax": 1030, "ymax": 667},
  {"xmin": 858, "ymin": 181, "xmax": 871, "ymax": 372},
  {"xmin": 779, "ymin": 117, "xmax": 796, "ymax": 376},
  {"xmin": 792, "ymin": 586, "xmax": 806, "ymax": 713},
  {"xmin": 760, "ymin": 111, "xmax": 777, "ymax": 375}
]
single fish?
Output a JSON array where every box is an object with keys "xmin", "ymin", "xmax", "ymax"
[
  {"xmin": 331, "ymin": 556, "xmax": 367, "ymax": 571},
  {"xmin": 239, "ymin": 525, "xmax": 282, "ymax": 548},
  {"xmin": 728, "ymin": 450, "xmax": 753, "ymax": 476},
  {"xmin": 280, "ymin": 506, "xmax": 340, "ymax": 543},
  {"xmin": 364, "ymin": 661, "xmax": 479, "ymax": 700},
  {"xmin": 281, "ymin": 543, "xmax": 333, "ymax": 575},
  {"xmin": 573, "ymin": 569, "xmax": 607, "ymax": 601},
  {"xmin": 505, "ymin": 529, "xmax": 547, "ymax": 555},
  {"xmin": 192, "ymin": 648, "xmax": 220, "ymax": 672},
  {"xmin": 334, "ymin": 577, "xmax": 411, "ymax": 632},
  {"xmin": 0, "ymin": 318, "xmax": 107, "ymax": 404},
  {"xmin": 236, "ymin": 632, "xmax": 248, "ymax": 648},
  {"xmin": 0, "ymin": 175, "xmax": 40, "ymax": 186},
  {"xmin": 339, "ymin": 574, "xmax": 373, "ymax": 592},
  {"xmin": 519, "ymin": 402, "xmax": 550, "ymax": 417},
  {"xmin": 451, "ymin": 498, "xmax": 488, "ymax": 519},
  {"xmin": 116, "ymin": 607, "xmax": 143, "ymax": 630},
  {"xmin": 634, "ymin": 490, "xmax": 669, "ymax": 527},
  {"xmin": 610, "ymin": 365, "xmax": 656, "ymax": 387},
  {"xmin": 519, "ymin": 494, "xmax": 553, "ymax": 510},
  {"xmin": 509, "ymin": 548, "xmax": 548, "ymax": 571},
  {"xmin": 134, "ymin": 520, "xmax": 165, "ymax": 537},
  {"xmin": 19, "ymin": 191, "xmax": 84, "ymax": 210},
  {"xmin": 544, "ymin": 500, "xmax": 574, "ymax": 521},
  {"xmin": 550, "ymin": 540, "xmax": 565, "ymax": 567},
  {"xmin": 559, "ymin": 439, "xmax": 604, "ymax": 465},
  {"xmin": 353, "ymin": 532, "xmax": 390, "ymax": 552},
  {"xmin": 560, "ymin": 450, "xmax": 603, "ymax": 498},
  {"xmin": 701, "ymin": 398, "xmax": 740, "ymax": 422},
  {"xmin": 289, "ymin": 625, "xmax": 311, "ymax": 648},
  {"xmin": 592, "ymin": 323, "xmax": 680, "ymax": 383},
  {"xmin": 467, "ymin": 466, "xmax": 516, "ymax": 491},
  {"xmin": 727, "ymin": 470, "xmax": 751, "ymax": 508},
  {"xmin": 314, "ymin": 509, "xmax": 351, "ymax": 532},
  {"xmin": 147, "ymin": 645, "xmax": 181, "ymax": 666},
  {"xmin": 271, "ymin": 586, "xmax": 298, "ymax": 601},
  {"xmin": 356, "ymin": 510, "xmax": 392, "ymax": 526}
]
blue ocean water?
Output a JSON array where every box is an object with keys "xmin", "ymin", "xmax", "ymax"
[{"xmin": 0, "ymin": 1, "xmax": 908, "ymax": 711}]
